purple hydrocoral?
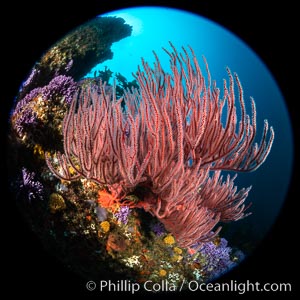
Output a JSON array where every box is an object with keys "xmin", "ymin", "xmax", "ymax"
[
  {"xmin": 12, "ymin": 75, "xmax": 77, "ymax": 137},
  {"xmin": 41, "ymin": 75, "xmax": 77, "ymax": 105},
  {"xmin": 150, "ymin": 222, "xmax": 166, "ymax": 237},
  {"xmin": 114, "ymin": 206, "xmax": 131, "ymax": 224},
  {"xmin": 14, "ymin": 75, "xmax": 76, "ymax": 114},
  {"xmin": 12, "ymin": 87, "xmax": 42, "ymax": 137},
  {"xmin": 14, "ymin": 108, "xmax": 38, "ymax": 137},
  {"xmin": 13, "ymin": 87, "xmax": 43, "ymax": 115},
  {"xmin": 21, "ymin": 68, "xmax": 39, "ymax": 90},
  {"xmin": 198, "ymin": 238, "xmax": 236, "ymax": 280},
  {"xmin": 20, "ymin": 168, "xmax": 44, "ymax": 202}
]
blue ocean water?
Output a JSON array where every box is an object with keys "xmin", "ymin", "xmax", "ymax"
[{"xmin": 86, "ymin": 6, "xmax": 293, "ymax": 242}]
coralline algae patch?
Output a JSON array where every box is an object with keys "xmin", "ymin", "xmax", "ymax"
[{"xmin": 7, "ymin": 14, "xmax": 260, "ymax": 289}]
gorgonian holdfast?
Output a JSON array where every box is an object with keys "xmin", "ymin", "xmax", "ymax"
[{"xmin": 46, "ymin": 42, "xmax": 274, "ymax": 248}]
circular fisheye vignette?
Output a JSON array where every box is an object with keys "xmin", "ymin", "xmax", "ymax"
[{"xmin": 8, "ymin": 6, "xmax": 293, "ymax": 288}]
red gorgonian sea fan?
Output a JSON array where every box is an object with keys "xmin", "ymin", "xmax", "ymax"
[{"xmin": 46, "ymin": 43, "xmax": 274, "ymax": 248}]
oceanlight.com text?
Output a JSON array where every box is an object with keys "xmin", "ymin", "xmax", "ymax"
[{"xmin": 185, "ymin": 280, "xmax": 292, "ymax": 294}]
